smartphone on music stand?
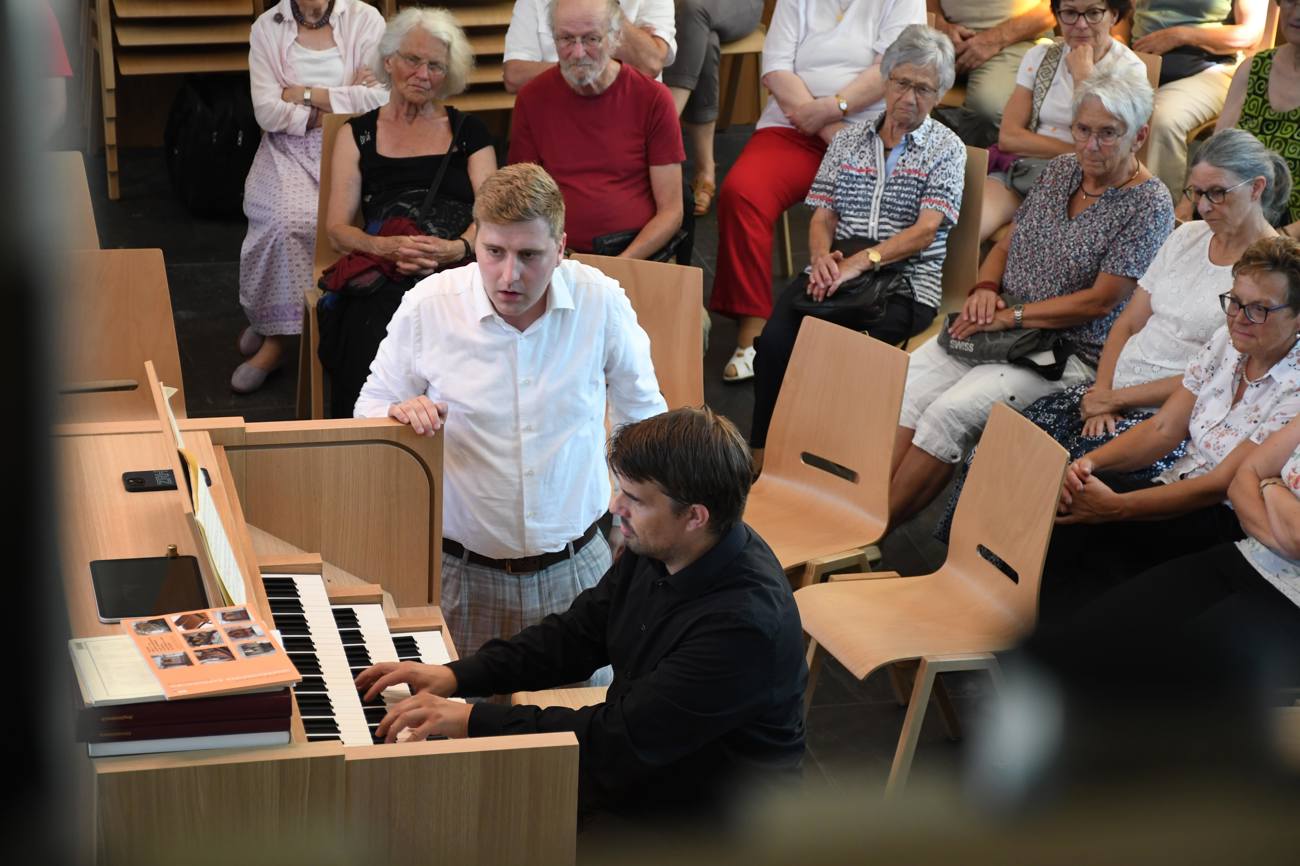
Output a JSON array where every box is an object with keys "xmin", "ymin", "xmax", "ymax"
[{"xmin": 90, "ymin": 556, "xmax": 207, "ymax": 624}]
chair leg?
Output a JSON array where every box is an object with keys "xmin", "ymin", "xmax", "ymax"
[
  {"xmin": 780, "ymin": 211, "xmax": 794, "ymax": 277},
  {"xmin": 886, "ymin": 657, "xmax": 939, "ymax": 799},
  {"xmin": 803, "ymin": 638, "xmax": 825, "ymax": 723}
]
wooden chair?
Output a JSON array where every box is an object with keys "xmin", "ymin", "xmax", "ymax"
[
  {"xmin": 718, "ymin": 25, "xmax": 766, "ymax": 128},
  {"xmin": 297, "ymin": 112, "xmax": 357, "ymax": 420},
  {"xmin": 795, "ymin": 403, "xmax": 1068, "ymax": 796},
  {"xmin": 511, "ymin": 686, "xmax": 608, "ymax": 709},
  {"xmin": 908, "ymin": 144, "xmax": 989, "ymax": 352},
  {"xmin": 743, "ymin": 318, "xmax": 909, "ymax": 588},
  {"xmin": 59, "ymin": 248, "xmax": 186, "ymax": 423},
  {"xmin": 571, "ymin": 253, "xmax": 705, "ymax": 409}
]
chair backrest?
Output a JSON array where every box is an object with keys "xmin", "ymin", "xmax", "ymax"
[
  {"xmin": 1135, "ymin": 52, "xmax": 1161, "ymax": 164},
  {"xmin": 570, "ymin": 253, "xmax": 705, "ymax": 409},
  {"xmin": 944, "ymin": 402, "xmax": 1068, "ymax": 630},
  {"xmin": 939, "ymin": 144, "xmax": 988, "ymax": 317},
  {"xmin": 59, "ymin": 249, "xmax": 186, "ymax": 422},
  {"xmin": 764, "ymin": 318, "xmax": 909, "ymax": 520},
  {"xmin": 313, "ymin": 112, "xmax": 360, "ymax": 282}
]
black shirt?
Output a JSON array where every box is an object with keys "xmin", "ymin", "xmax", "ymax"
[{"xmin": 447, "ymin": 523, "xmax": 808, "ymax": 819}]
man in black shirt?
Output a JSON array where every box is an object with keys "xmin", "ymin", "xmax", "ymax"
[{"xmin": 355, "ymin": 406, "xmax": 807, "ymax": 820}]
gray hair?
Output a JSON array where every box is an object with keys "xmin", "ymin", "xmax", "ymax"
[
  {"xmin": 548, "ymin": 0, "xmax": 624, "ymax": 48},
  {"xmin": 1070, "ymin": 64, "xmax": 1153, "ymax": 148},
  {"xmin": 1191, "ymin": 128, "xmax": 1295, "ymax": 227},
  {"xmin": 880, "ymin": 24, "xmax": 957, "ymax": 96},
  {"xmin": 373, "ymin": 7, "xmax": 474, "ymax": 99}
]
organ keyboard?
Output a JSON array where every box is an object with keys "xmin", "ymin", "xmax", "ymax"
[{"xmin": 264, "ymin": 573, "xmax": 456, "ymax": 746}]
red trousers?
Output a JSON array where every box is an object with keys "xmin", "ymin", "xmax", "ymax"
[{"xmin": 710, "ymin": 126, "xmax": 828, "ymax": 320}]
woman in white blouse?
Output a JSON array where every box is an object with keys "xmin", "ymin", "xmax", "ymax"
[
  {"xmin": 979, "ymin": 0, "xmax": 1147, "ymax": 240},
  {"xmin": 234, "ymin": 0, "xmax": 388, "ymax": 394},
  {"xmin": 1041, "ymin": 236, "xmax": 1300, "ymax": 621},
  {"xmin": 708, "ymin": 0, "xmax": 926, "ymax": 382}
]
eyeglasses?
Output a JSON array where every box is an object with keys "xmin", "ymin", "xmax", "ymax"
[
  {"xmin": 397, "ymin": 53, "xmax": 447, "ymax": 75},
  {"xmin": 1069, "ymin": 122, "xmax": 1123, "ymax": 146},
  {"xmin": 555, "ymin": 33, "xmax": 606, "ymax": 50},
  {"xmin": 1058, "ymin": 7, "xmax": 1110, "ymax": 25},
  {"xmin": 887, "ymin": 76, "xmax": 939, "ymax": 100},
  {"xmin": 1182, "ymin": 178, "xmax": 1253, "ymax": 205},
  {"xmin": 1219, "ymin": 292, "xmax": 1291, "ymax": 324}
]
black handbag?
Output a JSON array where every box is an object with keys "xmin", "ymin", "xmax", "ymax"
[
  {"xmin": 936, "ymin": 295, "xmax": 1075, "ymax": 380},
  {"xmin": 788, "ymin": 238, "xmax": 912, "ymax": 331},
  {"xmin": 589, "ymin": 227, "xmax": 689, "ymax": 262}
]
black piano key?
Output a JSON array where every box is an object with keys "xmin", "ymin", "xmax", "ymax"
[
  {"xmin": 289, "ymin": 657, "xmax": 321, "ymax": 675},
  {"xmin": 269, "ymin": 599, "xmax": 303, "ymax": 615},
  {"xmin": 359, "ymin": 692, "xmax": 386, "ymax": 708},
  {"xmin": 392, "ymin": 636, "xmax": 419, "ymax": 655},
  {"xmin": 350, "ymin": 666, "xmax": 374, "ymax": 680},
  {"xmin": 295, "ymin": 676, "xmax": 327, "ymax": 693},
  {"xmin": 303, "ymin": 718, "xmax": 340, "ymax": 734},
  {"xmin": 363, "ymin": 706, "xmax": 390, "ymax": 723},
  {"xmin": 332, "ymin": 609, "xmax": 360, "ymax": 628},
  {"xmin": 295, "ymin": 696, "xmax": 334, "ymax": 713},
  {"xmin": 306, "ymin": 732, "xmax": 341, "ymax": 742},
  {"xmin": 344, "ymin": 647, "xmax": 372, "ymax": 666},
  {"xmin": 261, "ymin": 577, "xmax": 299, "ymax": 594},
  {"xmin": 282, "ymin": 636, "xmax": 315, "ymax": 652},
  {"xmin": 337, "ymin": 628, "xmax": 365, "ymax": 645}
]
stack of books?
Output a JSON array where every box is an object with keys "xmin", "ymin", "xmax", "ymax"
[{"xmin": 69, "ymin": 605, "xmax": 300, "ymax": 757}]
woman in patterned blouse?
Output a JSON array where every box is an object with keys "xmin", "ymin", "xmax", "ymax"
[
  {"xmin": 889, "ymin": 64, "xmax": 1173, "ymax": 528},
  {"xmin": 1044, "ymin": 236, "xmax": 1300, "ymax": 621},
  {"xmin": 748, "ymin": 24, "xmax": 967, "ymax": 471}
]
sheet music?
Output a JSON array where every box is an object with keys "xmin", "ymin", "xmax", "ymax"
[
  {"xmin": 191, "ymin": 473, "xmax": 247, "ymax": 607},
  {"xmin": 161, "ymin": 384, "xmax": 185, "ymax": 450}
]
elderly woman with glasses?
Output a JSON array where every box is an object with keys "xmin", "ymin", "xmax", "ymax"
[
  {"xmin": 887, "ymin": 64, "xmax": 1173, "ymax": 529},
  {"xmin": 748, "ymin": 25, "xmax": 966, "ymax": 471},
  {"xmin": 1042, "ymin": 236, "xmax": 1300, "ymax": 621},
  {"xmin": 978, "ymin": 0, "xmax": 1148, "ymax": 241},
  {"xmin": 234, "ymin": 0, "xmax": 389, "ymax": 394},
  {"xmin": 320, "ymin": 7, "xmax": 497, "ymax": 416},
  {"xmin": 709, "ymin": 0, "xmax": 926, "ymax": 382}
]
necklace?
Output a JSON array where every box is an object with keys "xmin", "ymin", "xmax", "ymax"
[
  {"xmin": 1077, "ymin": 161, "xmax": 1140, "ymax": 199},
  {"xmin": 290, "ymin": 0, "xmax": 334, "ymax": 29}
]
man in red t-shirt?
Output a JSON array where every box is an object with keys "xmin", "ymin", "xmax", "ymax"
[{"xmin": 508, "ymin": 0, "xmax": 685, "ymax": 260}]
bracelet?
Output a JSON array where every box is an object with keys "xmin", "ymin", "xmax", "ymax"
[
  {"xmin": 967, "ymin": 280, "xmax": 1000, "ymax": 296},
  {"xmin": 1260, "ymin": 477, "xmax": 1286, "ymax": 493},
  {"xmin": 459, "ymin": 237, "xmax": 473, "ymax": 261}
]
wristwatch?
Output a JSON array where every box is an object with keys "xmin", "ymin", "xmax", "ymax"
[
  {"xmin": 834, "ymin": 93, "xmax": 849, "ymax": 116},
  {"xmin": 1012, "ymin": 303, "xmax": 1025, "ymax": 329},
  {"xmin": 866, "ymin": 249, "xmax": 882, "ymax": 269},
  {"xmin": 302, "ymin": 87, "xmax": 312, "ymax": 107}
]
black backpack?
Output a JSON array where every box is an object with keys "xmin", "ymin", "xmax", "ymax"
[{"xmin": 164, "ymin": 74, "xmax": 261, "ymax": 219}]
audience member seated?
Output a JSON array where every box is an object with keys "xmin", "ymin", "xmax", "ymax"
[
  {"xmin": 354, "ymin": 164, "xmax": 668, "ymax": 663},
  {"xmin": 354, "ymin": 407, "xmax": 807, "ymax": 826},
  {"xmin": 927, "ymin": 0, "xmax": 1055, "ymax": 126},
  {"xmin": 1044, "ymin": 236, "xmax": 1300, "ymax": 621},
  {"xmin": 662, "ymin": 0, "xmax": 764, "ymax": 216},
  {"xmin": 1204, "ymin": 1, "xmax": 1300, "ymax": 239},
  {"xmin": 1066, "ymin": 412, "xmax": 1300, "ymax": 675},
  {"xmin": 1131, "ymin": 0, "xmax": 1270, "ymax": 198},
  {"xmin": 750, "ymin": 25, "xmax": 967, "ymax": 470},
  {"xmin": 888, "ymin": 65, "xmax": 1173, "ymax": 528},
  {"xmin": 508, "ymin": 0, "xmax": 686, "ymax": 261},
  {"xmin": 978, "ymin": 0, "xmax": 1147, "ymax": 242},
  {"xmin": 935, "ymin": 127, "xmax": 1288, "ymax": 540},
  {"xmin": 235, "ymin": 0, "xmax": 388, "ymax": 394},
  {"xmin": 502, "ymin": 0, "xmax": 676, "ymax": 92},
  {"xmin": 319, "ymin": 8, "xmax": 496, "ymax": 418},
  {"xmin": 711, "ymin": 0, "xmax": 925, "ymax": 382}
]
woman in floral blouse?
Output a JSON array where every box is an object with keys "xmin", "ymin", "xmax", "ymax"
[
  {"xmin": 889, "ymin": 64, "xmax": 1173, "ymax": 527},
  {"xmin": 1045, "ymin": 236, "xmax": 1300, "ymax": 621}
]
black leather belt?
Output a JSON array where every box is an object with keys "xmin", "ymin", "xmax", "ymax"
[{"xmin": 441, "ymin": 521, "xmax": 601, "ymax": 575}]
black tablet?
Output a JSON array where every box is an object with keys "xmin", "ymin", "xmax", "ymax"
[{"xmin": 90, "ymin": 556, "xmax": 208, "ymax": 623}]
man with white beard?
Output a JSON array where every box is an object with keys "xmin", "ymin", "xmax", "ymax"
[{"xmin": 507, "ymin": 0, "xmax": 685, "ymax": 261}]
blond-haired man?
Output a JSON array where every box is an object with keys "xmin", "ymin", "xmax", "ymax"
[{"xmin": 355, "ymin": 163, "xmax": 668, "ymax": 663}]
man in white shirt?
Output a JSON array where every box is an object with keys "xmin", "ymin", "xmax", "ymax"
[
  {"xmin": 354, "ymin": 163, "xmax": 668, "ymax": 663},
  {"xmin": 502, "ymin": 0, "xmax": 676, "ymax": 92}
]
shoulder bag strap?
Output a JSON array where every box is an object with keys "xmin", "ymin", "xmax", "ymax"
[
  {"xmin": 1028, "ymin": 42, "xmax": 1065, "ymax": 133},
  {"xmin": 414, "ymin": 108, "xmax": 468, "ymax": 225}
]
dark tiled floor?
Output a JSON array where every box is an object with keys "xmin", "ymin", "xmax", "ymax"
[{"xmin": 83, "ymin": 125, "xmax": 971, "ymax": 793}]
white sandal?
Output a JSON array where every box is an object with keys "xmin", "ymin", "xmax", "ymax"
[{"xmin": 723, "ymin": 345, "xmax": 756, "ymax": 383}]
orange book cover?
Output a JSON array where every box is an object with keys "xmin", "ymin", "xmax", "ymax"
[{"xmin": 122, "ymin": 605, "xmax": 300, "ymax": 699}]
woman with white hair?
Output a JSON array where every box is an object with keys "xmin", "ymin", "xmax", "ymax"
[
  {"xmin": 888, "ymin": 64, "xmax": 1173, "ymax": 528},
  {"xmin": 748, "ymin": 24, "xmax": 966, "ymax": 469},
  {"xmin": 234, "ymin": 0, "xmax": 389, "ymax": 394},
  {"xmin": 319, "ymin": 6, "xmax": 497, "ymax": 416}
]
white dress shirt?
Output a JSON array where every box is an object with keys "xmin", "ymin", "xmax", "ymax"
[
  {"xmin": 354, "ymin": 260, "xmax": 668, "ymax": 559},
  {"xmin": 503, "ymin": 0, "xmax": 678, "ymax": 69}
]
